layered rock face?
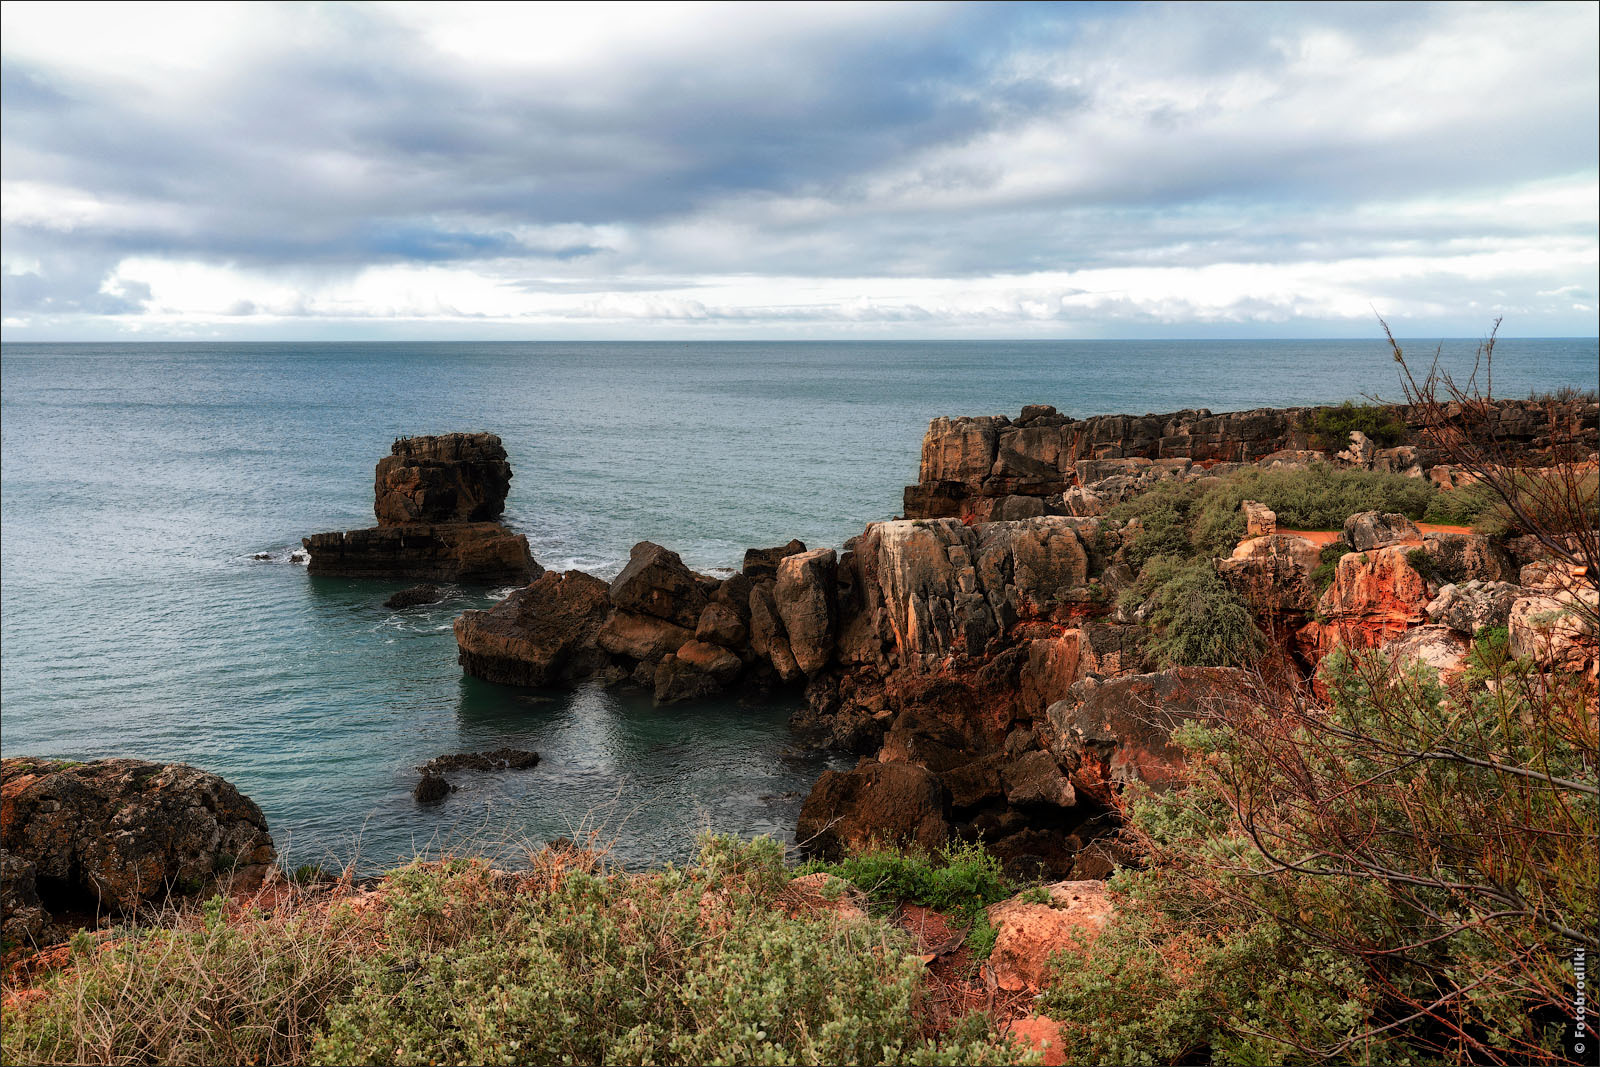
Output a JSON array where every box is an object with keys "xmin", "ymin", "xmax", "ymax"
[
  {"xmin": 1, "ymin": 757, "xmax": 276, "ymax": 943},
  {"xmin": 305, "ymin": 432, "xmax": 537, "ymax": 583},
  {"xmin": 904, "ymin": 399, "xmax": 1597, "ymax": 521},
  {"xmin": 373, "ymin": 433, "xmax": 513, "ymax": 526}
]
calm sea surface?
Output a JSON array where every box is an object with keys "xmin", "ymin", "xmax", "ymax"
[{"xmin": 2, "ymin": 339, "xmax": 1595, "ymax": 870}]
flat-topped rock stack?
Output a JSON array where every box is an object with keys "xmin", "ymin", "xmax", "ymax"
[
  {"xmin": 304, "ymin": 432, "xmax": 537, "ymax": 584},
  {"xmin": 903, "ymin": 398, "xmax": 1598, "ymax": 522}
]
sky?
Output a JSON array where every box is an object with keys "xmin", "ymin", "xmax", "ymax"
[{"xmin": 2, "ymin": 1, "xmax": 1596, "ymax": 341}]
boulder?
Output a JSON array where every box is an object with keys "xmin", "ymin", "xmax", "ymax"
[
  {"xmin": 384, "ymin": 583, "xmax": 444, "ymax": 609},
  {"xmin": 304, "ymin": 523, "xmax": 537, "ymax": 584},
  {"xmin": 1242, "ymin": 499, "xmax": 1277, "ymax": 537},
  {"xmin": 694, "ymin": 601, "xmax": 748, "ymax": 648},
  {"xmin": 596, "ymin": 611, "xmax": 693, "ymax": 662},
  {"xmin": 412, "ymin": 774, "xmax": 452, "ymax": 803},
  {"xmin": 748, "ymin": 583, "xmax": 803, "ymax": 683},
  {"xmin": 741, "ymin": 539, "xmax": 807, "ymax": 582},
  {"xmin": 1509, "ymin": 590, "xmax": 1599, "ymax": 672},
  {"xmin": 775, "ymin": 548, "xmax": 837, "ymax": 676},
  {"xmin": 453, "ymin": 570, "xmax": 612, "ymax": 686},
  {"xmin": 373, "ymin": 432, "xmax": 513, "ymax": 526},
  {"xmin": 1043, "ymin": 668, "xmax": 1251, "ymax": 803},
  {"xmin": 1382, "ymin": 625, "xmax": 1471, "ymax": 681},
  {"xmin": 796, "ymin": 760, "xmax": 950, "ymax": 860},
  {"xmin": 1216, "ymin": 533, "xmax": 1321, "ymax": 614},
  {"xmin": 1420, "ymin": 531, "xmax": 1517, "ymax": 585},
  {"xmin": 1, "ymin": 757, "xmax": 277, "ymax": 921},
  {"xmin": 608, "ymin": 542, "xmax": 708, "ymax": 628},
  {"xmin": 1316, "ymin": 545, "xmax": 1429, "ymax": 650},
  {"xmin": 1425, "ymin": 580, "xmax": 1522, "ymax": 635},
  {"xmin": 0, "ymin": 849, "xmax": 47, "ymax": 944},
  {"xmin": 673, "ymin": 639, "xmax": 742, "ymax": 684},
  {"xmin": 1337, "ymin": 430, "xmax": 1375, "ymax": 468},
  {"xmin": 986, "ymin": 880, "xmax": 1114, "ymax": 992},
  {"xmin": 1343, "ymin": 511, "xmax": 1422, "ymax": 551},
  {"xmin": 652, "ymin": 652, "xmax": 725, "ymax": 704},
  {"xmin": 1002, "ymin": 749, "xmax": 1076, "ymax": 809},
  {"xmin": 418, "ymin": 748, "xmax": 540, "ymax": 774},
  {"xmin": 920, "ymin": 415, "xmax": 1005, "ymax": 485}
]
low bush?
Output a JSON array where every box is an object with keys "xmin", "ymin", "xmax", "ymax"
[
  {"xmin": 1112, "ymin": 462, "xmax": 1440, "ymax": 568},
  {"xmin": 2, "ymin": 836, "xmax": 1026, "ymax": 1067},
  {"xmin": 1134, "ymin": 556, "xmax": 1265, "ymax": 668},
  {"xmin": 1306, "ymin": 400, "xmax": 1410, "ymax": 449},
  {"xmin": 1039, "ymin": 642, "xmax": 1597, "ymax": 1065}
]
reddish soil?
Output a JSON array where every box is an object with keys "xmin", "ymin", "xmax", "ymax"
[{"xmin": 1280, "ymin": 522, "xmax": 1473, "ymax": 549}]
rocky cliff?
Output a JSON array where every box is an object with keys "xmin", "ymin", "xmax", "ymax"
[
  {"xmin": 304, "ymin": 432, "xmax": 537, "ymax": 583},
  {"xmin": 903, "ymin": 398, "xmax": 1597, "ymax": 521},
  {"xmin": 448, "ymin": 397, "xmax": 1595, "ymax": 879}
]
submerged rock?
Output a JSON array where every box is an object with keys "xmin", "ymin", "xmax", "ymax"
[
  {"xmin": 385, "ymin": 583, "xmax": 445, "ymax": 609},
  {"xmin": 412, "ymin": 774, "xmax": 452, "ymax": 803},
  {"xmin": 1, "ymin": 757, "xmax": 276, "ymax": 929},
  {"xmin": 418, "ymin": 748, "xmax": 540, "ymax": 774}
]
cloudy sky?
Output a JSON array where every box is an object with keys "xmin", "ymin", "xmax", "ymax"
[{"xmin": 2, "ymin": 1, "xmax": 1596, "ymax": 340}]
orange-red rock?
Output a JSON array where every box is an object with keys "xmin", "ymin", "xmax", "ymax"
[{"xmin": 986, "ymin": 880, "xmax": 1113, "ymax": 991}]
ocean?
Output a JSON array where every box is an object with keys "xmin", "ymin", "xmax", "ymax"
[{"xmin": 2, "ymin": 338, "xmax": 1595, "ymax": 871}]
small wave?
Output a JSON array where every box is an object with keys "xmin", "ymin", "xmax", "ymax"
[{"xmin": 245, "ymin": 546, "xmax": 311, "ymax": 565}]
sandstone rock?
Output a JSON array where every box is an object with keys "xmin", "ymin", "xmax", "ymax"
[
  {"xmin": 596, "ymin": 611, "xmax": 693, "ymax": 662},
  {"xmin": 1382, "ymin": 625, "xmax": 1471, "ymax": 681},
  {"xmin": 1042, "ymin": 668, "xmax": 1251, "ymax": 804},
  {"xmin": 1373, "ymin": 445, "xmax": 1424, "ymax": 477},
  {"xmin": 1216, "ymin": 533, "xmax": 1321, "ymax": 614},
  {"xmin": 653, "ymin": 652, "xmax": 725, "ymax": 704},
  {"xmin": 1002, "ymin": 749, "xmax": 1076, "ymax": 808},
  {"xmin": 1020, "ymin": 631, "xmax": 1085, "ymax": 715},
  {"xmin": 673, "ymin": 639, "xmax": 742, "ymax": 684},
  {"xmin": 1338, "ymin": 430, "xmax": 1375, "ymax": 468},
  {"xmin": 384, "ymin": 583, "xmax": 444, "ymax": 609},
  {"xmin": 742, "ymin": 539, "xmax": 807, "ymax": 581},
  {"xmin": 454, "ymin": 570, "xmax": 612, "ymax": 686},
  {"xmin": 921, "ymin": 415, "xmax": 1005, "ymax": 485},
  {"xmin": 748, "ymin": 583, "xmax": 803, "ymax": 682},
  {"xmin": 373, "ymin": 432, "xmax": 513, "ymax": 526},
  {"xmin": 694, "ymin": 601, "xmax": 748, "ymax": 648},
  {"xmin": 1009, "ymin": 1016, "xmax": 1068, "ymax": 1067},
  {"xmin": 1344, "ymin": 511, "xmax": 1421, "ymax": 551},
  {"xmin": 796, "ymin": 760, "xmax": 950, "ymax": 860},
  {"xmin": 1316, "ymin": 545, "xmax": 1429, "ymax": 650},
  {"xmin": 1420, "ymin": 531, "xmax": 1517, "ymax": 584},
  {"xmin": 1, "ymin": 757, "xmax": 276, "ymax": 919},
  {"xmin": 304, "ymin": 523, "xmax": 537, "ymax": 584},
  {"xmin": 1425, "ymin": 580, "xmax": 1522, "ymax": 635},
  {"xmin": 1509, "ymin": 590, "xmax": 1599, "ymax": 672},
  {"xmin": 609, "ymin": 542, "xmax": 708, "ymax": 628},
  {"xmin": 986, "ymin": 880, "xmax": 1113, "ymax": 991},
  {"xmin": 0, "ymin": 849, "xmax": 47, "ymax": 944},
  {"xmin": 1242, "ymin": 499, "xmax": 1277, "ymax": 537},
  {"xmin": 775, "ymin": 548, "xmax": 837, "ymax": 676}
]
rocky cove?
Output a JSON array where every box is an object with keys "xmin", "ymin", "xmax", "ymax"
[{"xmin": 9, "ymin": 392, "xmax": 1592, "ymax": 950}]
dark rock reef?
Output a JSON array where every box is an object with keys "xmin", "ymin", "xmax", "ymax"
[
  {"xmin": 304, "ymin": 433, "xmax": 537, "ymax": 584},
  {"xmin": 1, "ymin": 757, "xmax": 277, "ymax": 944}
]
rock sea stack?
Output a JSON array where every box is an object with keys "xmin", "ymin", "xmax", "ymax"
[{"xmin": 304, "ymin": 432, "xmax": 537, "ymax": 583}]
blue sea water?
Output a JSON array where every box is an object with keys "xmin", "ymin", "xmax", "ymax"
[{"xmin": 2, "ymin": 339, "xmax": 1595, "ymax": 871}]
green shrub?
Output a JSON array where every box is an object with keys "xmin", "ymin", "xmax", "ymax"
[
  {"xmin": 1306, "ymin": 400, "xmax": 1410, "ymax": 449},
  {"xmin": 316, "ymin": 838, "xmax": 1020, "ymax": 1066},
  {"xmin": 3, "ymin": 837, "xmax": 1027, "ymax": 1067},
  {"xmin": 1311, "ymin": 542, "xmax": 1347, "ymax": 594},
  {"xmin": 1110, "ymin": 462, "xmax": 1439, "ymax": 565},
  {"xmin": 1039, "ymin": 647, "xmax": 1596, "ymax": 1065},
  {"xmin": 803, "ymin": 839, "xmax": 1013, "ymax": 931},
  {"xmin": 1137, "ymin": 557, "xmax": 1265, "ymax": 668}
]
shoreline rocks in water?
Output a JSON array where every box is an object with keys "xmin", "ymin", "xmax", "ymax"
[
  {"xmin": 443, "ymin": 396, "xmax": 1595, "ymax": 878},
  {"xmin": 304, "ymin": 432, "xmax": 538, "ymax": 584},
  {"xmin": 411, "ymin": 748, "xmax": 541, "ymax": 805},
  {"xmin": 1, "ymin": 757, "xmax": 276, "ymax": 944},
  {"xmin": 384, "ymin": 582, "xmax": 445, "ymax": 609}
]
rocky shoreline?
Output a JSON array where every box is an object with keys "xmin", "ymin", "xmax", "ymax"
[{"xmin": 7, "ymin": 394, "xmax": 1594, "ymax": 945}]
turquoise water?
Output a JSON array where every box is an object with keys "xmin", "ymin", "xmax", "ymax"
[{"xmin": 2, "ymin": 339, "xmax": 1595, "ymax": 870}]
